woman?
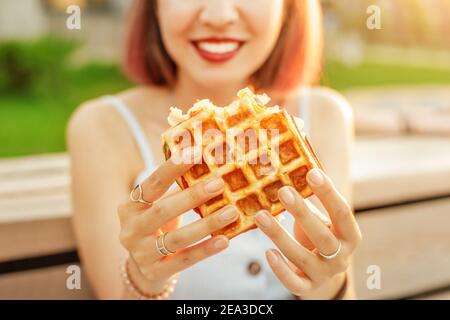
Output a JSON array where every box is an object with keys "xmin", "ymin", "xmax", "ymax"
[{"xmin": 67, "ymin": 0, "xmax": 361, "ymax": 300}]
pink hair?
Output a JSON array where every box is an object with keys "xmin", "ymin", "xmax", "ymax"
[{"xmin": 123, "ymin": 0, "xmax": 324, "ymax": 94}]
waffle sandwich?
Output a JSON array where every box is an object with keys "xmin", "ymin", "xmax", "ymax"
[{"xmin": 162, "ymin": 88, "xmax": 322, "ymax": 239}]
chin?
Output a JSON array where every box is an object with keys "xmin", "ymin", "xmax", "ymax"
[{"xmin": 191, "ymin": 69, "xmax": 251, "ymax": 89}]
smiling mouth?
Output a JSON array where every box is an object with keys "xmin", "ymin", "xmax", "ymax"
[{"xmin": 191, "ymin": 38, "xmax": 246, "ymax": 63}]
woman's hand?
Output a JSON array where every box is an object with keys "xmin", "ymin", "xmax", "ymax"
[
  {"xmin": 118, "ymin": 152, "xmax": 239, "ymax": 295},
  {"xmin": 254, "ymin": 168, "xmax": 362, "ymax": 299}
]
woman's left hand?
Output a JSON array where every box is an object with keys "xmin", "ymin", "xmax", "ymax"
[{"xmin": 255, "ymin": 168, "xmax": 362, "ymax": 299}]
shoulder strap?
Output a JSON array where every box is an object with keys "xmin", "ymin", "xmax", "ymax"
[
  {"xmin": 103, "ymin": 96, "xmax": 157, "ymax": 175},
  {"xmin": 297, "ymin": 87, "xmax": 311, "ymax": 135}
]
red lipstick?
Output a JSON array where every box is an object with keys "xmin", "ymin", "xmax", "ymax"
[{"xmin": 191, "ymin": 38, "xmax": 245, "ymax": 64}]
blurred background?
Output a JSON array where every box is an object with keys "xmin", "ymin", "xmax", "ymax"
[{"xmin": 0, "ymin": 0, "xmax": 449, "ymax": 300}]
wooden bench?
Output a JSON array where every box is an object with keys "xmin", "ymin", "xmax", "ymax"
[{"xmin": 1, "ymin": 135, "xmax": 450, "ymax": 299}]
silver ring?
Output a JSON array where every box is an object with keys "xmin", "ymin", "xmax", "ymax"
[
  {"xmin": 130, "ymin": 184, "xmax": 152, "ymax": 205},
  {"xmin": 156, "ymin": 233, "xmax": 176, "ymax": 257},
  {"xmin": 319, "ymin": 241, "xmax": 342, "ymax": 260}
]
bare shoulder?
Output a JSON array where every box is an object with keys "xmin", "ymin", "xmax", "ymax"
[
  {"xmin": 309, "ymin": 86, "xmax": 354, "ymax": 127},
  {"xmin": 66, "ymin": 93, "xmax": 122, "ymax": 151},
  {"xmin": 67, "ymin": 86, "xmax": 167, "ymax": 148}
]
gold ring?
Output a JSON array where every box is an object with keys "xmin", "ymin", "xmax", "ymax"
[
  {"xmin": 156, "ymin": 233, "xmax": 176, "ymax": 257},
  {"xmin": 129, "ymin": 184, "xmax": 152, "ymax": 205}
]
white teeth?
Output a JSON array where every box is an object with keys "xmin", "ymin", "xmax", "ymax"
[{"xmin": 197, "ymin": 42, "xmax": 239, "ymax": 54}]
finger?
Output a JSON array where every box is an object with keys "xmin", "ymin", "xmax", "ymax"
[
  {"xmin": 118, "ymin": 201, "xmax": 144, "ymax": 224},
  {"xmin": 292, "ymin": 200, "xmax": 331, "ymax": 251},
  {"xmin": 164, "ymin": 206, "xmax": 239, "ymax": 252},
  {"xmin": 306, "ymin": 169, "xmax": 362, "ymax": 244},
  {"xmin": 304, "ymin": 199, "xmax": 332, "ymax": 226},
  {"xmin": 255, "ymin": 210, "xmax": 320, "ymax": 281},
  {"xmin": 154, "ymin": 236, "xmax": 229, "ymax": 277},
  {"xmin": 266, "ymin": 249, "xmax": 313, "ymax": 297},
  {"xmin": 278, "ymin": 186, "xmax": 340, "ymax": 256},
  {"xmin": 122, "ymin": 150, "xmax": 201, "ymax": 227},
  {"xmin": 135, "ymin": 177, "xmax": 224, "ymax": 233},
  {"xmin": 139, "ymin": 149, "xmax": 201, "ymax": 203}
]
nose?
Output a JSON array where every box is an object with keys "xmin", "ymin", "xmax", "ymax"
[{"xmin": 199, "ymin": 0, "xmax": 239, "ymax": 28}]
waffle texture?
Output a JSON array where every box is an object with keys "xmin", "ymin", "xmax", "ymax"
[{"xmin": 162, "ymin": 88, "xmax": 322, "ymax": 239}]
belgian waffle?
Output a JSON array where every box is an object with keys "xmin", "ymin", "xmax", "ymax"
[{"xmin": 162, "ymin": 88, "xmax": 323, "ymax": 239}]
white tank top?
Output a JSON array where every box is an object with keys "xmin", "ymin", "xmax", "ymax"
[{"xmin": 104, "ymin": 89, "xmax": 312, "ymax": 300}]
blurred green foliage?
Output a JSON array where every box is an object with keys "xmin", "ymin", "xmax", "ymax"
[
  {"xmin": 0, "ymin": 36, "xmax": 449, "ymax": 157},
  {"xmin": 0, "ymin": 36, "xmax": 78, "ymax": 95},
  {"xmin": 0, "ymin": 63, "xmax": 132, "ymax": 157},
  {"xmin": 322, "ymin": 60, "xmax": 450, "ymax": 90}
]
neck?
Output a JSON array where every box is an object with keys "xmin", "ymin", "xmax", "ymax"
[{"xmin": 173, "ymin": 72, "xmax": 247, "ymax": 111}]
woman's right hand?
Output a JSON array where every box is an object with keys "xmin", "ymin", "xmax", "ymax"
[{"xmin": 118, "ymin": 153, "xmax": 239, "ymax": 294}]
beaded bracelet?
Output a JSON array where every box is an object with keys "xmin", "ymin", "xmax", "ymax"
[{"xmin": 120, "ymin": 257, "xmax": 178, "ymax": 300}]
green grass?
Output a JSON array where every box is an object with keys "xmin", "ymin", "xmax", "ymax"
[
  {"xmin": 322, "ymin": 59, "xmax": 450, "ymax": 90},
  {"xmin": 0, "ymin": 59, "xmax": 449, "ymax": 157},
  {"xmin": 0, "ymin": 64, "xmax": 132, "ymax": 157}
]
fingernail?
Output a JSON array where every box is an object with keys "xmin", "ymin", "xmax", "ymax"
[
  {"xmin": 219, "ymin": 207, "xmax": 238, "ymax": 221},
  {"xmin": 307, "ymin": 168, "xmax": 324, "ymax": 187},
  {"xmin": 213, "ymin": 236, "xmax": 228, "ymax": 250},
  {"xmin": 279, "ymin": 187, "xmax": 296, "ymax": 205},
  {"xmin": 255, "ymin": 210, "xmax": 272, "ymax": 228},
  {"xmin": 266, "ymin": 250, "xmax": 279, "ymax": 265},
  {"xmin": 204, "ymin": 178, "xmax": 224, "ymax": 193}
]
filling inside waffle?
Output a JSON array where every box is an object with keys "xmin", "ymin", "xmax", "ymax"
[{"xmin": 162, "ymin": 88, "xmax": 322, "ymax": 239}]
